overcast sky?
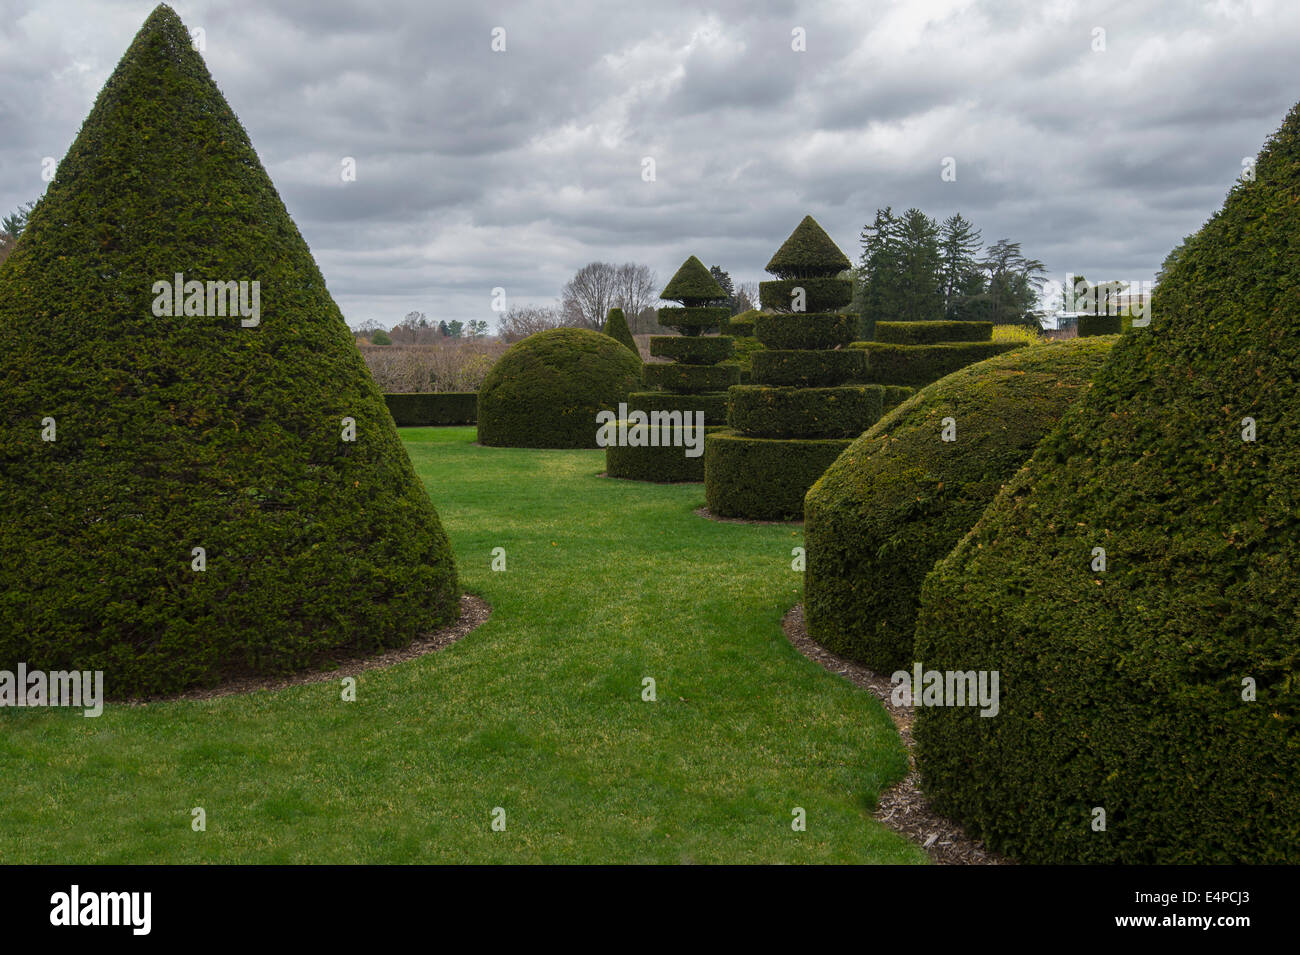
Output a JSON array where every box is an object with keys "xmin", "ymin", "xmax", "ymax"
[{"xmin": 1, "ymin": 0, "xmax": 1295, "ymax": 329}]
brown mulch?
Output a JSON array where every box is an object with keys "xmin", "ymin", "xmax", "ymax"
[
  {"xmin": 782, "ymin": 603, "xmax": 1007, "ymax": 865},
  {"xmin": 122, "ymin": 594, "xmax": 491, "ymax": 705},
  {"xmin": 693, "ymin": 506, "xmax": 802, "ymax": 526}
]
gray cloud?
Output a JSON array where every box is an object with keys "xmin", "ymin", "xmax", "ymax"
[{"xmin": 2, "ymin": 0, "xmax": 1297, "ymax": 328}]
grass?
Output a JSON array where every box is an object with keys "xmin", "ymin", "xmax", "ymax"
[{"xmin": 0, "ymin": 427, "xmax": 923, "ymax": 863}]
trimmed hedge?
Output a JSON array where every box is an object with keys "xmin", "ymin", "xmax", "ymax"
[
  {"xmin": 605, "ymin": 424, "xmax": 726, "ymax": 482},
  {"xmin": 657, "ymin": 306, "xmax": 731, "ymax": 333},
  {"xmin": 851, "ymin": 340, "xmax": 1024, "ymax": 387},
  {"xmin": 477, "ymin": 328, "xmax": 641, "ymax": 448},
  {"xmin": 764, "ymin": 215, "xmax": 852, "ymax": 279},
  {"xmin": 911, "ymin": 101, "xmax": 1300, "ymax": 863},
  {"xmin": 723, "ymin": 335, "xmax": 765, "ymax": 385},
  {"xmin": 728, "ymin": 385, "xmax": 883, "ymax": 439},
  {"xmin": 751, "ymin": 349, "xmax": 866, "ymax": 387},
  {"xmin": 603, "ymin": 307, "xmax": 639, "ymax": 354},
  {"xmin": 0, "ymin": 5, "xmax": 459, "ymax": 697},
  {"xmin": 803, "ymin": 338, "xmax": 1114, "ymax": 673},
  {"xmin": 755, "ymin": 312, "xmax": 855, "ymax": 350},
  {"xmin": 643, "ymin": 362, "xmax": 739, "ymax": 393},
  {"xmin": 1077, "ymin": 313, "xmax": 1122, "ymax": 336},
  {"xmin": 705, "ymin": 431, "xmax": 852, "ymax": 521},
  {"xmin": 725, "ymin": 309, "xmax": 759, "ymax": 336},
  {"xmin": 874, "ymin": 320, "xmax": 992, "ymax": 345},
  {"xmin": 883, "ymin": 385, "xmax": 914, "ymax": 410},
  {"xmin": 625, "ymin": 390, "xmax": 728, "ymax": 423},
  {"xmin": 384, "ymin": 392, "xmax": 477, "ymax": 426},
  {"xmin": 758, "ymin": 278, "xmax": 854, "ymax": 313},
  {"xmin": 650, "ymin": 335, "xmax": 734, "ymax": 364}
]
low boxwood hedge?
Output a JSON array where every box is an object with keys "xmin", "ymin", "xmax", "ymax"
[
  {"xmin": 728, "ymin": 384, "xmax": 883, "ymax": 438},
  {"xmin": 649, "ymin": 335, "xmax": 734, "ymax": 364},
  {"xmin": 755, "ymin": 312, "xmax": 856, "ymax": 350},
  {"xmin": 850, "ymin": 340, "xmax": 1024, "ymax": 387},
  {"xmin": 874, "ymin": 321, "xmax": 992, "ymax": 345},
  {"xmin": 1077, "ymin": 314, "xmax": 1122, "ymax": 336},
  {"xmin": 477, "ymin": 328, "xmax": 642, "ymax": 448},
  {"xmin": 803, "ymin": 338, "xmax": 1115, "ymax": 673},
  {"xmin": 758, "ymin": 278, "xmax": 854, "ymax": 313},
  {"xmin": 643, "ymin": 362, "xmax": 739, "ymax": 393},
  {"xmin": 605, "ymin": 424, "xmax": 726, "ymax": 482},
  {"xmin": 704, "ymin": 431, "xmax": 852, "ymax": 521},
  {"xmin": 384, "ymin": 392, "xmax": 477, "ymax": 426},
  {"xmin": 657, "ymin": 306, "xmax": 731, "ymax": 332}
]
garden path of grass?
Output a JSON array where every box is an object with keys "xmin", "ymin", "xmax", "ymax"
[{"xmin": 0, "ymin": 426, "xmax": 924, "ymax": 863}]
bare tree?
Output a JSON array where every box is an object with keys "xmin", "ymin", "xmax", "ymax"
[
  {"xmin": 732, "ymin": 281, "xmax": 758, "ymax": 314},
  {"xmin": 613, "ymin": 263, "xmax": 658, "ymax": 317},
  {"xmin": 561, "ymin": 262, "xmax": 619, "ymax": 330},
  {"xmin": 498, "ymin": 304, "xmax": 570, "ymax": 342}
]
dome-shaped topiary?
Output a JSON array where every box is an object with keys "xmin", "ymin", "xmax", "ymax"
[
  {"xmin": 804, "ymin": 338, "xmax": 1114, "ymax": 673},
  {"xmin": 477, "ymin": 327, "xmax": 642, "ymax": 448},
  {"xmin": 0, "ymin": 4, "xmax": 458, "ymax": 697},
  {"xmin": 913, "ymin": 100, "xmax": 1300, "ymax": 863},
  {"xmin": 602, "ymin": 307, "xmax": 639, "ymax": 355}
]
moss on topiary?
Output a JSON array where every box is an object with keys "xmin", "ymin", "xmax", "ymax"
[
  {"xmin": 602, "ymin": 307, "xmax": 639, "ymax": 354},
  {"xmin": 912, "ymin": 101, "xmax": 1300, "ymax": 864},
  {"xmin": 478, "ymin": 327, "xmax": 641, "ymax": 448},
  {"xmin": 803, "ymin": 338, "xmax": 1114, "ymax": 673},
  {"xmin": 0, "ymin": 4, "xmax": 458, "ymax": 697}
]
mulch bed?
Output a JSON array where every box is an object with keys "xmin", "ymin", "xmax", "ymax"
[
  {"xmin": 782, "ymin": 603, "xmax": 1007, "ymax": 865},
  {"xmin": 693, "ymin": 506, "xmax": 802, "ymax": 526},
  {"xmin": 122, "ymin": 593, "xmax": 491, "ymax": 705}
]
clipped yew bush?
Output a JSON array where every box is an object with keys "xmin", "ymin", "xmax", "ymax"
[
  {"xmin": 0, "ymin": 5, "xmax": 458, "ymax": 697},
  {"xmin": 603, "ymin": 307, "xmax": 639, "ymax": 355},
  {"xmin": 478, "ymin": 327, "xmax": 641, "ymax": 448},
  {"xmin": 912, "ymin": 101, "xmax": 1300, "ymax": 863},
  {"xmin": 804, "ymin": 338, "xmax": 1114, "ymax": 673}
]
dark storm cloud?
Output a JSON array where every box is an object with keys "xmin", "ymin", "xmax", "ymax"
[{"xmin": 2, "ymin": 0, "xmax": 1298, "ymax": 327}]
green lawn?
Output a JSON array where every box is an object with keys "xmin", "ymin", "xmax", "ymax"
[{"xmin": 0, "ymin": 427, "xmax": 923, "ymax": 864}]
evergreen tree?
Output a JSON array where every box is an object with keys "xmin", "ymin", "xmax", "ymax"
[
  {"xmin": 857, "ymin": 207, "xmax": 902, "ymax": 338},
  {"xmin": 895, "ymin": 208, "xmax": 943, "ymax": 323},
  {"xmin": 708, "ymin": 265, "xmax": 737, "ymax": 314},
  {"xmin": 938, "ymin": 213, "xmax": 983, "ymax": 318}
]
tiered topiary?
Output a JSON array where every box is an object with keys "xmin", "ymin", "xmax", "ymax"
[
  {"xmin": 705, "ymin": 217, "xmax": 887, "ymax": 520},
  {"xmin": 911, "ymin": 101, "xmax": 1300, "ymax": 863},
  {"xmin": 478, "ymin": 327, "xmax": 641, "ymax": 449},
  {"xmin": 803, "ymin": 337, "xmax": 1114, "ymax": 673},
  {"xmin": 0, "ymin": 4, "xmax": 459, "ymax": 697},
  {"xmin": 602, "ymin": 306, "xmax": 639, "ymax": 355},
  {"xmin": 606, "ymin": 257, "xmax": 736, "ymax": 482}
]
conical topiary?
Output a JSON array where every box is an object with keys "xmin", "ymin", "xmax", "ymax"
[
  {"xmin": 0, "ymin": 5, "xmax": 458, "ymax": 696},
  {"xmin": 607, "ymin": 257, "xmax": 734, "ymax": 481},
  {"xmin": 602, "ymin": 307, "xmax": 638, "ymax": 355},
  {"xmin": 912, "ymin": 101, "xmax": 1300, "ymax": 863},
  {"xmin": 705, "ymin": 216, "xmax": 886, "ymax": 520}
]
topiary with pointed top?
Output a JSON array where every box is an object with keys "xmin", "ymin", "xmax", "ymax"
[
  {"xmin": 602, "ymin": 307, "xmax": 639, "ymax": 356},
  {"xmin": 912, "ymin": 101, "xmax": 1300, "ymax": 863},
  {"xmin": 0, "ymin": 5, "xmax": 458, "ymax": 697}
]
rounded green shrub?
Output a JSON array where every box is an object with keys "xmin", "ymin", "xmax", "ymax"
[
  {"xmin": 478, "ymin": 328, "xmax": 641, "ymax": 448},
  {"xmin": 0, "ymin": 5, "xmax": 458, "ymax": 697},
  {"xmin": 911, "ymin": 101, "xmax": 1300, "ymax": 864},
  {"xmin": 649, "ymin": 336, "xmax": 733, "ymax": 364},
  {"xmin": 725, "ymin": 309, "xmax": 759, "ymax": 336},
  {"xmin": 803, "ymin": 338, "xmax": 1114, "ymax": 673},
  {"xmin": 751, "ymin": 349, "xmax": 866, "ymax": 387}
]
